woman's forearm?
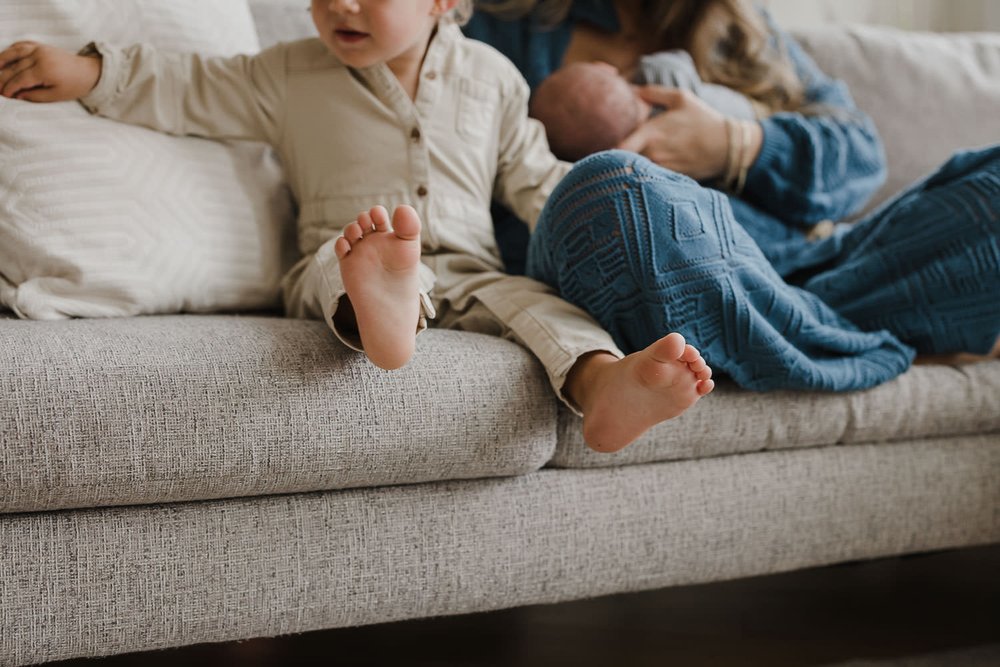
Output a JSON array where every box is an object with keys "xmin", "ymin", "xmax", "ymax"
[
  {"xmin": 742, "ymin": 25, "xmax": 888, "ymax": 224},
  {"xmin": 744, "ymin": 111, "xmax": 886, "ymax": 224}
]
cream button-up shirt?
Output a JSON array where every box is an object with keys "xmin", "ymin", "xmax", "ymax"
[{"xmin": 81, "ymin": 21, "xmax": 623, "ymax": 406}]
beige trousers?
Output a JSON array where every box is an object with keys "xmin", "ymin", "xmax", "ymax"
[{"xmin": 282, "ymin": 238, "xmax": 624, "ymax": 413}]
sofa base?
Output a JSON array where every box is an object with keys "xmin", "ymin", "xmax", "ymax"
[{"xmin": 3, "ymin": 435, "xmax": 998, "ymax": 664}]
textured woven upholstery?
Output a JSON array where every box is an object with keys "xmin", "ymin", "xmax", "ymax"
[
  {"xmin": 552, "ymin": 361, "xmax": 1000, "ymax": 467},
  {"xmin": 3, "ymin": 438, "xmax": 998, "ymax": 664},
  {"xmin": 0, "ymin": 316, "xmax": 556, "ymax": 513}
]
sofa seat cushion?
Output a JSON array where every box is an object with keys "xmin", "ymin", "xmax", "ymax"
[
  {"xmin": 0, "ymin": 316, "xmax": 556, "ymax": 513},
  {"xmin": 551, "ymin": 361, "xmax": 1000, "ymax": 468}
]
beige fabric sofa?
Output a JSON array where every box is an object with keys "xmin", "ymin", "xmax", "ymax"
[{"xmin": 2, "ymin": 12, "xmax": 999, "ymax": 665}]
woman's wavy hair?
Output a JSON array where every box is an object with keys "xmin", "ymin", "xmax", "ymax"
[{"xmin": 475, "ymin": 0, "xmax": 806, "ymax": 113}]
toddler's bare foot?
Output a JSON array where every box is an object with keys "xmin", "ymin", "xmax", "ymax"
[
  {"xmin": 572, "ymin": 333, "xmax": 714, "ymax": 453},
  {"xmin": 334, "ymin": 205, "xmax": 422, "ymax": 370}
]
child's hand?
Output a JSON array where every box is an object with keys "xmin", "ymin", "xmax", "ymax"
[{"xmin": 0, "ymin": 41, "xmax": 102, "ymax": 102}]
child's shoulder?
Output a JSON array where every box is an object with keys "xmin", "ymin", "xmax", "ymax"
[
  {"xmin": 447, "ymin": 28, "xmax": 529, "ymax": 93},
  {"xmin": 258, "ymin": 37, "xmax": 343, "ymax": 73}
]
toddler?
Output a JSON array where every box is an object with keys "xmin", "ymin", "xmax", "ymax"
[
  {"xmin": 0, "ymin": 0, "xmax": 713, "ymax": 452},
  {"xmin": 531, "ymin": 51, "xmax": 760, "ymax": 161}
]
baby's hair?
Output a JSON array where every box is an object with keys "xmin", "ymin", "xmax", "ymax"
[{"xmin": 530, "ymin": 63, "xmax": 641, "ymax": 161}]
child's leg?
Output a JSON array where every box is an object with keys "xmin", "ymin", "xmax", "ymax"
[
  {"xmin": 333, "ymin": 205, "xmax": 423, "ymax": 370},
  {"xmin": 434, "ymin": 267, "xmax": 713, "ymax": 453}
]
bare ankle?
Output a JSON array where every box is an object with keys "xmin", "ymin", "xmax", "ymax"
[
  {"xmin": 565, "ymin": 351, "xmax": 619, "ymax": 413},
  {"xmin": 333, "ymin": 297, "xmax": 357, "ymax": 332}
]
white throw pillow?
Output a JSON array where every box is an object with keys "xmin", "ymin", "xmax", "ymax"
[
  {"xmin": 0, "ymin": 0, "xmax": 294, "ymax": 319},
  {"xmin": 247, "ymin": 0, "xmax": 320, "ymax": 49}
]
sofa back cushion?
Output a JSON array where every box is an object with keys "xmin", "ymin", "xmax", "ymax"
[
  {"xmin": 794, "ymin": 25, "xmax": 1000, "ymax": 212},
  {"xmin": 0, "ymin": 0, "xmax": 294, "ymax": 319}
]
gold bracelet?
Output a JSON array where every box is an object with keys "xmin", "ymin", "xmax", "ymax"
[
  {"xmin": 734, "ymin": 120, "xmax": 751, "ymax": 196},
  {"xmin": 723, "ymin": 117, "xmax": 741, "ymax": 191}
]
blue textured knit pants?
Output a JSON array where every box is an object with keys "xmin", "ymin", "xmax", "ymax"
[{"xmin": 526, "ymin": 147, "xmax": 1000, "ymax": 391}]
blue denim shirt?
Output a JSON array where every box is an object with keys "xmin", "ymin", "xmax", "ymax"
[{"xmin": 464, "ymin": 2, "xmax": 888, "ymax": 274}]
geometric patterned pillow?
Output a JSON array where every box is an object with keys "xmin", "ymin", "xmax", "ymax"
[{"xmin": 0, "ymin": 0, "xmax": 294, "ymax": 318}]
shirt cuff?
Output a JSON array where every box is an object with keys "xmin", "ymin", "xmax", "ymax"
[
  {"xmin": 77, "ymin": 41, "xmax": 123, "ymax": 113},
  {"xmin": 746, "ymin": 116, "xmax": 795, "ymax": 191}
]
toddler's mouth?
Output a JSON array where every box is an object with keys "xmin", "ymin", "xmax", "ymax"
[{"xmin": 334, "ymin": 29, "xmax": 369, "ymax": 43}]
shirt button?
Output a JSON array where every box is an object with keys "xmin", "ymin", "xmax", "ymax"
[
  {"xmin": 417, "ymin": 185, "xmax": 428, "ymax": 197},
  {"xmin": 425, "ymin": 71, "xmax": 437, "ymax": 80},
  {"xmin": 410, "ymin": 127, "xmax": 421, "ymax": 142}
]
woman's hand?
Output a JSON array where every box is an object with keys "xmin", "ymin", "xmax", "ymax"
[
  {"xmin": 618, "ymin": 85, "xmax": 732, "ymax": 181},
  {"xmin": 0, "ymin": 41, "xmax": 101, "ymax": 102}
]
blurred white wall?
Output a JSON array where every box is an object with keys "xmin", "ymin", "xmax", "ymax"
[{"xmin": 762, "ymin": 0, "xmax": 1000, "ymax": 32}]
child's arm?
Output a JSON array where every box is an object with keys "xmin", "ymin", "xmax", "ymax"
[
  {"xmin": 493, "ymin": 69, "xmax": 571, "ymax": 231},
  {"xmin": 0, "ymin": 42, "xmax": 101, "ymax": 102},
  {"xmin": 0, "ymin": 40, "xmax": 285, "ymax": 146}
]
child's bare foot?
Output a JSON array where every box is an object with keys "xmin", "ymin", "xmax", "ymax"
[
  {"xmin": 334, "ymin": 205, "xmax": 422, "ymax": 370},
  {"xmin": 569, "ymin": 333, "xmax": 714, "ymax": 453}
]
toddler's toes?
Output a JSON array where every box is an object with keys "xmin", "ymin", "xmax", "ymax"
[
  {"xmin": 334, "ymin": 236, "xmax": 352, "ymax": 259},
  {"xmin": 680, "ymin": 343, "xmax": 702, "ymax": 364},
  {"xmin": 650, "ymin": 332, "xmax": 686, "ymax": 362},
  {"xmin": 689, "ymin": 356, "xmax": 708, "ymax": 374},
  {"xmin": 369, "ymin": 205, "xmax": 391, "ymax": 232},
  {"xmin": 697, "ymin": 379, "xmax": 715, "ymax": 396},
  {"xmin": 695, "ymin": 367, "xmax": 712, "ymax": 382},
  {"xmin": 344, "ymin": 221, "xmax": 364, "ymax": 245},
  {"xmin": 356, "ymin": 211, "xmax": 376, "ymax": 235},
  {"xmin": 391, "ymin": 205, "xmax": 422, "ymax": 240}
]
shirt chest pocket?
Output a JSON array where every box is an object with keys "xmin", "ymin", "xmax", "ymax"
[{"xmin": 456, "ymin": 78, "xmax": 499, "ymax": 142}]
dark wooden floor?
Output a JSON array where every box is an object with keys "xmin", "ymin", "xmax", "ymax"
[{"xmin": 50, "ymin": 544, "xmax": 1000, "ymax": 666}]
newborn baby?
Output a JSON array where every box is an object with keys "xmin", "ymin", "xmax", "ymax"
[{"xmin": 530, "ymin": 51, "xmax": 759, "ymax": 161}]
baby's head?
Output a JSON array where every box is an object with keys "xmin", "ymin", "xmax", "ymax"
[
  {"xmin": 530, "ymin": 62, "xmax": 650, "ymax": 161},
  {"xmin": 311, "ymin": 0, "xmax": 471, "ymax": 69}
]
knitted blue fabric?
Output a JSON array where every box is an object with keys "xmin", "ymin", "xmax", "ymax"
[
  {"xmin": 527, "ymin": 147, "xmax": 1000, "ymax": 391},
  {"xmin": 796, "ymin": 146, "xmax": 1000, "ymax": 356}
]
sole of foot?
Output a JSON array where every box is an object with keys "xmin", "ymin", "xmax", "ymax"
[
  {"xmin": 581, "ymin": 332, "xmax": 714, "ymax": 453},
  {"xmin": 334, "ymin": 205, "xmax": 422, "ymax": 370}
]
